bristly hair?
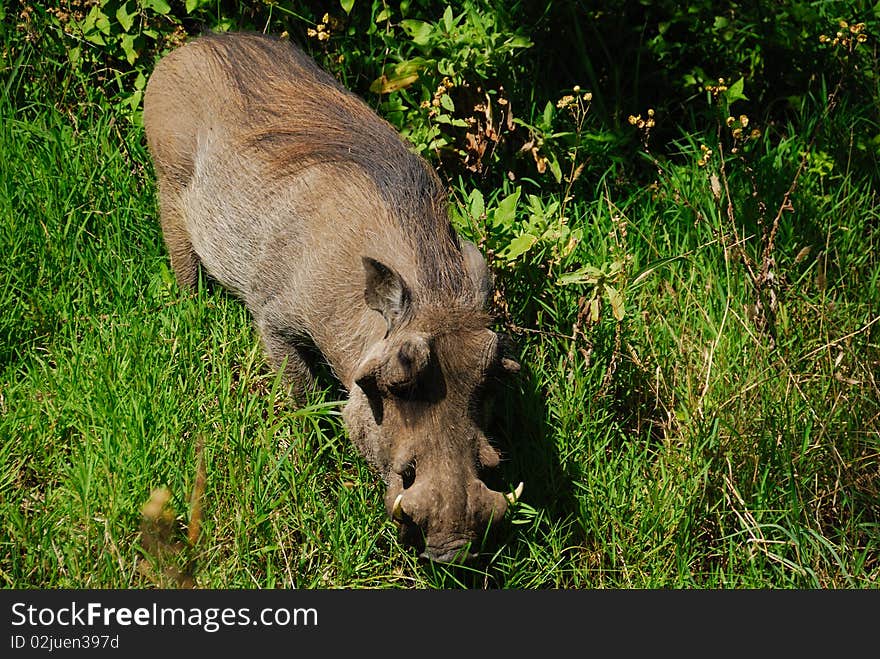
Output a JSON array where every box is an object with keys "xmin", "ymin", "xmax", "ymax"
[{"xmin": 198, "ymin": 32, "xmax": 467, "ymax": 297}]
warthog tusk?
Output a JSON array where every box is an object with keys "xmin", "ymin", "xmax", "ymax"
[
  {"xmin": 391, "ymin": 493, "xmax": 405, "ymax": 520},
  {"xmin": 505, "ymin": 482, "xmax": 524, "ymax": 504}
]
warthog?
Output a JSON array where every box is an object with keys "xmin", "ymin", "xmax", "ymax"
[{"xmin": 143, "ymin": 32, "xmax": 522, "ymax": 563}]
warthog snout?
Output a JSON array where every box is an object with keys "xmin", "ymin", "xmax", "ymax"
[{"xmin": 388, "ymin": 476, "xmax": 523, "ymax": 563}]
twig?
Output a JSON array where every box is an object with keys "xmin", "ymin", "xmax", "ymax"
[
  {"xmin": 505, "ymin": 323, "xmax": 576, "ymax": 342},
  {"xmin": 799, "ymin": 315, "xmax": 880, "ymax": 362}
]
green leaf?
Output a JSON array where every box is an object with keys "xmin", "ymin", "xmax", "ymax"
[
  {"xmin": 340, "ymin": 0, "xmax": 355, "ymax": 15},
  {"xmin": 725, "ymin": 78, "xmax": 748, "ymax": 105},
  {"xmin": 467, "ymin": 7, "xmax": 485, "ymax": 34},
  {"xmin": 427, "ymin": 136, "xmax": 449, "ymax": 150},
  {"xmin": 605, "ymin": 284, "xmax": 625, "ymax": 321},
  {"xmin": 215, "ymin": 17, "xmax": 233, "ymax": 31},
  {"xmin": 607, "ymin": 260, "xmax": 625, "ymax": 276},
  {"xmin": 583, "ymin": 131, "xmax": 620, "ymax": 143},
  {"xmin": 120, "ymin": 33, "xmax": 137, "ymax": 64},
  {"xmin": 542, "ymin": 100, "xmax": 554, "ymax": 129},
  {"xmin": 125, "ymin": 89, "xmax": 143, "ymax": 113},
  {"xmin": 83, "ymin": 4, "xmax": 111, "ymax": 36},
  {"xmin": 628, "ymin": 255, "xmax": 687, "ymax": 291},
  {"xmin": 369, "ymin": 74, "xmax": 418, "ymax": 94},
  {"xmin": 369, "ymin": 58, "xmax": 424, "ymax": 94},
  {"xmin": 142, "ymin": 0, "xmax": 172, "ymax": 15},
  {"xmin": 589, "ymin": 296, "xmax": 600, "ymax": 323},
  {"xmin": 548, "ymin": 154, "xmax": 562, "ymax": 183},
  {"xmin": 185, "ymin": 0, "xmax": 212, "ymax": 12},
  {"xmin": 557, "ymin": 265, "xmax": 603, "ymax": 286},
  {"xmin": 526, "ymin": 194, "xmax": 543, "ymax": 216},
  {"xmin": 375, "ymin": 7, "xmax": 390, "ymax": 22},
  {"xmin": 83, "ymin": 30, "xmax": 107, "ymax": 46},
  {"xmin": 469, "ymin": 189, "xmax": 485, "ymax": 221},
  {"xmin": 442, "ymin": 5, "xmax": 454, "ymax": 32},
  {"xmin": 492, "ymin": 188, "xmax": 520, "ymax": 229},
  {"xmin": 116, "ymin": 2, "xmax": 135, "ymax": 32},
  {"xmin": 393, "ymin": 58, "xmax": 425, "ymax": 76},
  {"xmin": 439, "ymin": 93, "xmax": 455, "ymax": 112},
  {"xmin": 433, "ymin": 114, "xmax": 468, "ymax": 127},
  {"xmin": 401, "ymin": 20, "xmax": 433, "ymax": 46},
  {"xmin": 509, "ymin": 35, "xmax": 533, "ymax": 49},
  {"xmin": 82, "ymin": 4, "xmax": 98, "ymax": 31},
  {"xmin": 437, "ymin": 59, "xmax": 455, "ymax": 76},
  {"xmin": 503, "ymin": 233, "xmax": 538, "ymax": 262}
]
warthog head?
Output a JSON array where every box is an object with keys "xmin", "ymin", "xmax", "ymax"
[{"xmin": 343, "ymin": 253, "xmax": 522, "ymax": 563}]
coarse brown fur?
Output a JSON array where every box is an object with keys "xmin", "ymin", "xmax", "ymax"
[{"xmin": 143, "ymin": 32, "xmax": 520, "ymax": 562}]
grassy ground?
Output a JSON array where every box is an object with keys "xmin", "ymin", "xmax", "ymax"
[{"xmin": 2, "ymin": 52, "xmax": 879, "ymax": 588}]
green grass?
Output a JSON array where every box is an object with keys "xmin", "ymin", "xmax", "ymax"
[{"xmin": 2, "ymin": 56, "xmax": 879, "ymax": 589}]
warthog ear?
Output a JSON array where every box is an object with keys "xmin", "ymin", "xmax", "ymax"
[
  {"xmin": 362, "ymin": 256, "xmax": 411, "ymax": 332},
  {"xmin": 497, "ymin": 333, "xmax": 521, "ymax": 375},
  {"xmin": 461, "ymin": 240, "xmax": 492, "ymax": 308},
  {"xmin": 501, "ymin": 357, "xmax": 521, "ymax": 374}
]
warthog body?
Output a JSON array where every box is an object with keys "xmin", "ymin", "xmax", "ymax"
[{"xmin": 143, "ymin": 32, "xmax": 521, "ymax": 562}]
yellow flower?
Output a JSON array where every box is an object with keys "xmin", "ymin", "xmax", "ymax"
[{"xmin": 556, "ymin": 95, "xmax": 575, "ymax": 109}]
